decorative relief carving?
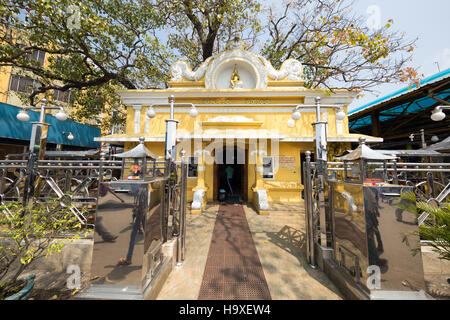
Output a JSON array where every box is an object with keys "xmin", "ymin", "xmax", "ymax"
[
  {"xmin": 262, "ymin": 57, "xmax": 303, "ymax": 81},
  {"xmin": 205, "ymin": 50, "xmax": 267, "ymax": 89},
  {"xmin": 169, "ymin": 37, "xmax": 303, "ymax": 87},
  {"xmin": 170, "ymin": 56, "xmax": 213, "ymax": 82}
]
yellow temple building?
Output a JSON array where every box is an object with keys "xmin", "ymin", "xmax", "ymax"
[{"xmin": 96, "ymin": 38, "xmax": 381, "ymax": 214}]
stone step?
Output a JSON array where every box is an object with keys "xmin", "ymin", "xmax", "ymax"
[{"xmin": 74, "ymin": 284, "xmax": 143, "ymax": 300}]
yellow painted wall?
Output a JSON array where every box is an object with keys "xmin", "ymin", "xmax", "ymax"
[
  {"xmin": 121, "ymin": 93, "xmax": 353, "ymax": 205},
  {"xmin": 0, "ymin": 66, "xmax": 12, "ymax": 103},
  {"xmin": 124, "ymin": 101, "xmax": 349, "ymax": 138}
]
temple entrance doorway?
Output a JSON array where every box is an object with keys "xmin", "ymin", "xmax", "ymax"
[{"xmin": 213, "ymin": 146, "xmax": 248, "ymax": 203}]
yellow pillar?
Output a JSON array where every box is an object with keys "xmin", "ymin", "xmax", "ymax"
[
  {"xmin": 191, "ymin": 143, "xmax": 208, "ymax": 215},
  {"xmin": 251, "ymin": 151, "xmax": 270, "ymax": 215}
]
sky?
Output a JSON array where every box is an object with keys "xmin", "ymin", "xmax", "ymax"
[{"xmin": 347, "ymin": 0, "xmax": 450, "ymax": 111}]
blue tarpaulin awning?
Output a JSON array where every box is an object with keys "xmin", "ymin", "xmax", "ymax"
[{"xmin": 0, "ymin": 102, "xmax": 101, "ymax": 148}]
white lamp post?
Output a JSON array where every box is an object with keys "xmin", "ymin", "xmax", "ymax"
[
  {"xmin": 16, "ymin": 98, "xmax": 68, "ymax": 205},
  {"xmin": 16, "ymin": 99, "xmax": 68, "ymax": 157},
  {"xmin": 147, "ymin": 95, "xmax": 198, "ymax": 161}
]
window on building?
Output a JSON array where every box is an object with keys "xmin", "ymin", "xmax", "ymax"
[
  {"xmin": 262, "ymin": 156, "xmax": 274, "ymax": 179},
  {"xmin": 53, "ymin": 89, "xmax": 71, "ymax": 103},
  {"xmin": 9, "ymin": 74, "xmax": 42, "ymax": 94},
  {"xmin": 17, "ymin": 45, "xmax": 46, "ymax": 66},
  {"xmin": 188, "ymin": 156, "xmax": 198, "ymax": 178},
  {"xmin": 30, "ymin": 50, "xmax": 46, "ymax": 66}
]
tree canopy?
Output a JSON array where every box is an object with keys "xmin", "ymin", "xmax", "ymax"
[{"xmin": 0, "ymin": 0, "xmax": 419, "ymax": 130}]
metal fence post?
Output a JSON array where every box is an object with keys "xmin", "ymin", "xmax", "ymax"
[
  {"xmin": 177, "ymin": 150, "xmax": 188, "ymax": 266},
  {"xmin": 304, "ymin": 151, "xmax": 316, "ymax": 268}
]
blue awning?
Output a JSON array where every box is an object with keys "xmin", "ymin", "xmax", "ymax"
[
  {"xmin": 349, "ymin": 68, "xmax": 450, "ymax": 130},
  {"xmin": 0, "ymin": 102, "xmax": 101, "ymax": 148}
]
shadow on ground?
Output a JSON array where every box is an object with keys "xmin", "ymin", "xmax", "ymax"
[{"xmin": 265, "ymin": 225, "xmax": 344, "ymax": 298}]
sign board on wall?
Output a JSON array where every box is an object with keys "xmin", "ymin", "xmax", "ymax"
[{"xmin": 278, "ymin": 156, "xmax": 296, "ymax": 168}]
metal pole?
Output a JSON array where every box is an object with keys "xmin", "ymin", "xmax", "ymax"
[
  {"xmin": 420, "ymin": 129, "xmax": 427, "ymax": 149},
  {"xmin": 177, "ymin": 150, "xmax": 187, "ymax": 266},
  {"xmin": 304, "ymin": 151, "xmax": 316, "ymax": 268},
  {"xmin": 393, "ymin": 159, "xmax": 399, "ymax": 184},
  {"xmin": 165, "ymin": 95, "xmax": 179, "ymax": 161},
  {"xmin": 99, "ymin": 152, "xmax": 105, "ymax": 183},
  {"xmin": 314, "ymin": 97, "xmax": 328, "ymax": 174}
]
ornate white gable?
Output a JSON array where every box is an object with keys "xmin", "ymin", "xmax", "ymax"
[{"xmin": 169, "ymin": 38, "xmax": 303, "ymax": 89}]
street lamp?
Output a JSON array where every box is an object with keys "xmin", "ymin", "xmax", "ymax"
[
  {"xmin": 16, "ymin": 98, "xmax": 68, "ymax": 205},
  {"xmin": 409, "ymin": 129, "xmax": 440, "ymax": 148},
  {"xmin": 62, "ymin": 131, "xmax": 74, "ymax": 140},
  {"xmin": 291, "ymin": 110, "xmax": 301, "ymax": 121},
  {"xmin": 289, "ymin": 101, "xmax": 346, "ymax": 127},
  {"xmin": 148, "ymin": 95, "xmax": 198, "ymax": 161},
  {"xmin": 430, "ymin": 106, "xmax": 448, "ymax": 121},
  {"xmin": 335, "ymin": 107, "xmax": 346, "ymax": 121},
  {"xmin": 16, "ymin": 99, "xmax": 68, "ymax": 123},
  {"xmin": 17, "ymin": 109, "xmax": 30, "ymax": 122}
]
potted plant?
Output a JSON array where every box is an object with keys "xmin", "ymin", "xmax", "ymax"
[{"xmin": 0, "ymin": 201, "xmax": 85, "ymax": 300}]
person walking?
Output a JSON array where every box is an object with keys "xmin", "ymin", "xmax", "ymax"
[{"xmin": 225, "ymin": 165, "xmax": 234, "ymax": 195}]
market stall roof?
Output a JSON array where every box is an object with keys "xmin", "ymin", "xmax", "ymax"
[
  {"xmin": 0, "ymin": 102, "xmax": 101, "ymax": 148},
  {"xmin": 375, "ymin": 149, "xmax": 448, "ymax": 157},
  {"xmin": 113, "ymin": 137, "xmax": 159, "ymax": 159},
  {"xmin": 421, "ymin": 136, "xmax": 450, "ymax": 152},
  {"xmin": 44, "ymin": 150, "xmax": 100, "ymax": 158},
  {"xmin": 336, "ymin": 139, "xmax": 396, "ymax": 161},
  {"xmin": 349, "ymin": 68, "xmax": 450, "ymax": 122}
]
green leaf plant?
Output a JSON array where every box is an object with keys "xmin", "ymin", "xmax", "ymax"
[
  {"xmin": 398, "ymin": 191, "xmax": 450, "ymax": 261},
  {"xmin": 0, "ymin": 200, "xmax": 87, "ymax": 299}
]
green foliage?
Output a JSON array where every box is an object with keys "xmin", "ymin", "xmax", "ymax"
[
  {"xmin": 400, "ymin": 191, "xmax": 450, "ymax": 261},
  {"xmin": 0, "ymin": 201, "xmax": 86, "ymax": 293},
  {"xmin": 0, "ymin": 0, "xmax": 418, "ymax": 129}
]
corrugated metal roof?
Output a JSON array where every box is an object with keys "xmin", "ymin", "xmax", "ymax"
[{"xmin": 349, "ymin": 68, "xmax": 450, "ymax": 117}]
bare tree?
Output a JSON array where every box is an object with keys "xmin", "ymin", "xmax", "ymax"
[{"xmin": 261, "ymin": 0, "xmax": 418, "ymax": 93}]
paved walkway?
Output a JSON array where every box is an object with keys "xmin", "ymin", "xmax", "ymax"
[
  {"xmin": 157, "ymin": 203, "xmax": 343, "ymax": 300},
  {"xmin": 198, "ymin": 205, "xmax": 271, "ymax": 300}
]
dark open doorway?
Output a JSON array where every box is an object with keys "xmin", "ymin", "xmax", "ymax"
[{"xmin": 213, "ymin": 146, "xmax": 247, "ymax": 203}]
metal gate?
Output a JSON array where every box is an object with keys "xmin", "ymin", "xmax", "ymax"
[{"xmin": 0, "ymin": 150, "xmax": 189, "ymax": 299}]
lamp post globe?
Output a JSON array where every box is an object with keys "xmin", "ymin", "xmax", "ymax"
[
  {"xmin": 147, "ymin": 107, "xmax": 156, "ymax": 118},
  {"xmin": 431, "ymin": 107, "xmax": 446, "ymax": 121},
  {"xmin": 335, "ymin": 108, "xmax": 346, "ymax": 121},
  {"xmin": 17, "ymin": 110, "xmax": 30, "ymax": 122},
  {"xmin": 287, "ymin": 119, "xmax": 295, "ymax": 128},
  {"xmin": 55, "ymin": 110, "xmax": 68, "ymax": 121},
  {"xmin": 292, "ymin": 110, "xmax": 301, "ymax": 121},
  {"xmin": 189, "ymin": 106, "xmax": 198, "ymax": 118}
]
